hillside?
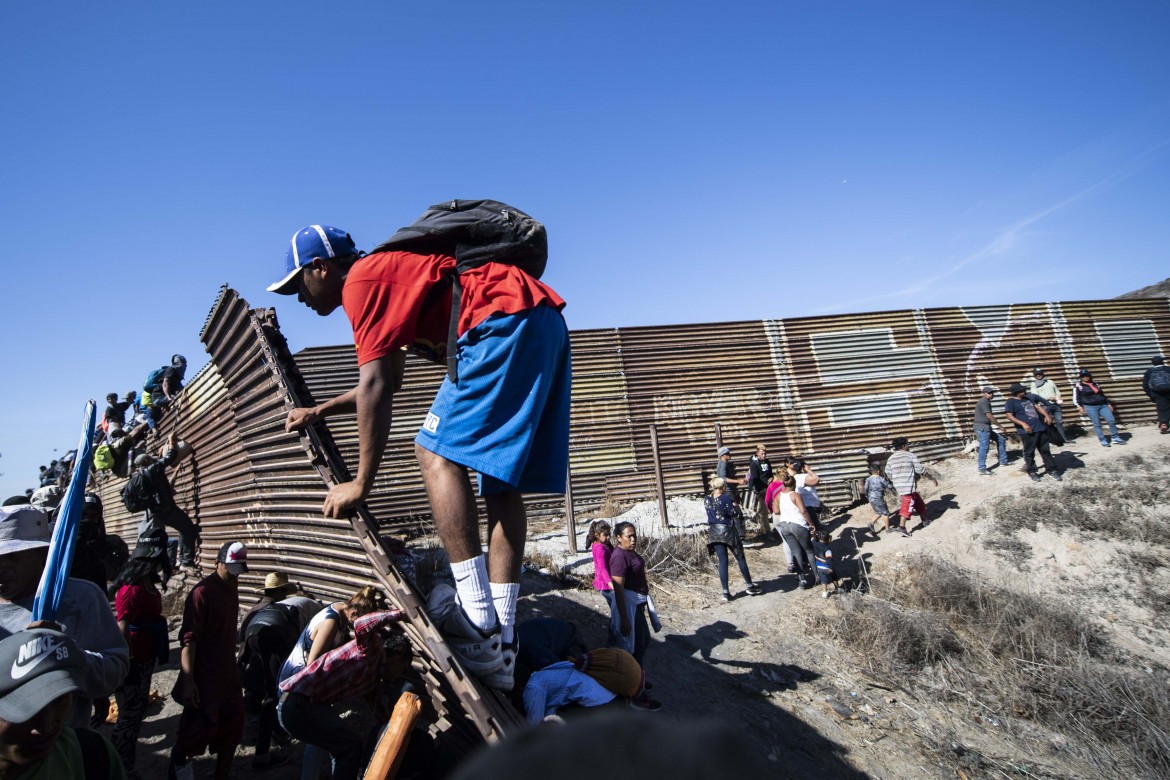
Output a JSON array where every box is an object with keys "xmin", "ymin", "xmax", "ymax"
[
  {"xmin": 1118, "ymin": 276, "xmax": 1170, "ymax": 299},
  {"xmin": 519, "ymin": 423, "xmax": 1170, "ymax": 779}
]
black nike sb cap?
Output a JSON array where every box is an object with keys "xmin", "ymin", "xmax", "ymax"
[{"xmin": 0, "ymin": 628, "xmax": 84, "ymax": 723}]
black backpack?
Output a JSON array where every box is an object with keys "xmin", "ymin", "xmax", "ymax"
[
  {"xmin": 120, "ymin": 470, "xmax": 157, "ymax": 513},
  {"xmin": 1150, "ymin": 365, "xmax": 1170, "ymax": 393},
  {"xmin": 371, "ymin": 199, "xmax": 548, "ymax": 381}
]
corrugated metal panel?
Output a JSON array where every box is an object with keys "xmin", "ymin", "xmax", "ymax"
[
  {"xmin": 97, "ymin": 288, "xmax": 519, "ymax": 753},
  {"xmin": 90, "ymin": 288, "xmax": 1170, "ymax": 745},
  {"xmin": 293, "ymin": 296, "xmax": 1169, "ymax": 525}
]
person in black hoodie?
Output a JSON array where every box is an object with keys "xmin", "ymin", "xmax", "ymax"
[{"xmin": 1142, "ymin": 356, "xmax": 1170, "ymax": 434}]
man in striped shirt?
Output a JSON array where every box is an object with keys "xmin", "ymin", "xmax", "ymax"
[{"xmin": 884, "ymin": 438, "xmax": 930, "ymax": 537}]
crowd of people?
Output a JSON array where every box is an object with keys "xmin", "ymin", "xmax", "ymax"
[{"xmin": 7, "ymin": 196, "xmax": 1168, "ymax": 778}]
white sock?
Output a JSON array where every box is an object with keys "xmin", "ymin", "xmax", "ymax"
[
  {"xmin": 491, "ymin": 582, "xmax": 520, "ymax": 644},
  {"xmin": 451, "ymin": 556, "xmax": 495, "ymax": 632}
]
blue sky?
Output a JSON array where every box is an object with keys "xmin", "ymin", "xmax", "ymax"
[{"xmin": 2, "ymin": 1, "xmax": 1168, "ymax": 496}]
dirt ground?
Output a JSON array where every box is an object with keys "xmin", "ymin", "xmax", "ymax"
[{"xmin": 110, "ymin": 422, "xmax": 1168, "ymax": 779}]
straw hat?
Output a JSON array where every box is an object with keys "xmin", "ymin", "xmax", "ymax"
[{"xmin": 256, "ymin": 571, "xmax": 295, "ymax": 593}]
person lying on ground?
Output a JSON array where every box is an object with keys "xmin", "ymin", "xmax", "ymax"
[
  {"xmin": 522, "ymin": 646, "xmax": 652, "ymax": 723},
  {"xmin": 0, "ymin": 506, "xmax": 129, "ymax": 732},
  {"xmin": 269, "ymin": 222, "xmax": 569, "ymax": 692}
]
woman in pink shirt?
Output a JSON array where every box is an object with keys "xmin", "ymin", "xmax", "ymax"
[{"xmin": 586, "ymin": 520, "xmax": 620, "ymax": 646}]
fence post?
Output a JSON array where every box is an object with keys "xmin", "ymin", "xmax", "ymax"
[
  {"xmin": 650, "ymin": 424, "xmax": 670, "ymax": 532},
  {"xmin": 714, "ymin": 422, "xmax": 723, "ymax": 449},
  {"xmin": 564, "ymin": 465, "xmax": 577, "ymax": 553}
]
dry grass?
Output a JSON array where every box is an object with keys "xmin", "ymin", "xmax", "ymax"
[
  {"xmin": 641, "ymin": 533, "xmax": 711, "ymax": 582},
  {"xmin": 809, "ymin": 554, "xmax": 1170, "ymax": 777}
]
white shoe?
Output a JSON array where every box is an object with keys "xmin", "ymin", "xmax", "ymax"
[
  {"xmin": 481, "ymin": 637, "xmax": 517, "ymax": 691},
  {"xmin": 426, "ymin": 584, "xmax": 503, "ymax": 676}
]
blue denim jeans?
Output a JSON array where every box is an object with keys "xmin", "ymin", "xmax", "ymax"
[
  {"xmin": 976, "ymin": 429, "xmax": 1008, "ymax": 470},
  {"xmin": 278, "ymin": 693, "xmax": 363, "ymax": 780},
  {"xmin": 599, "ymin": 589, "xmax": 621, "ymax": 647},
  {"xmin": 1083, "ymin": 404, "xmax": 1120, "ymax": 444}
]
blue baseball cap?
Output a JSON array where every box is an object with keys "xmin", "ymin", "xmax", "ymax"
[{"xmin": 268, "ymin": 225, "xmax": 358, "ymax": 295}]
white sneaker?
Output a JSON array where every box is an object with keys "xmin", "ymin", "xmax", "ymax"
[
  {"xmin": 426, "ymin": 584, "xmax": 503, "ymax": 677},
  {"xmin": 481, "ymin": 637, "xmax": 517, "ymax": 691}
]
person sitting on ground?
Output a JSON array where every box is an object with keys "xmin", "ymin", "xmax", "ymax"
[
  {"xmin": 0, "ymin": 506, "xmax": 129, "ymax": 732},
  {"xmin": 270, "ymin": 221, "xmax": 570, "ymax": 693},
  {"xmin": 772, "ymin": 473, "xmax": 818, "ymax": 588},
  {"xmin": 812, "ymin": 530, "xmax": 839, "ymax": 598},
  {"xmin": 238, "ymin": 573, "xmax": 322, "ymax": 770},
  {"xmin": 110, "ymin": 536, "xmax": 169, "ymax": 775},
  {"xmin": 129, "ymin": 431, "xmax": 199, "ymax": 570},
  {"xmin": 1141, "ymin": 355, "xmax": 1170, "ymax": 435},
  {"xmin": 1072, "ymin": 368, "xmax": 1124, "ymax": 448},
  {"xmin": 863, "ymin": 463, "xmax": 892, "ymax": 534},
  {"xmin": 1003, "ymin": 384, "xmax": 1061, "ymax": 483},
  {"xmin": 37, "ymin": 466, "xmax": 49, "ymax": 487},
  {"xmin": 0, "ymin": 628, "xmax": 128, "ymax": 780},
  {"xmin": 170, "ymin": 542, "xmax": 249, "ymax": 780},
  {"xmin": 884, "ymin": 437, "xmax": 931, "ymax": 535},
  {"xmin": 703, "ymin": 477, "xmax": 761, "ymax": 603},
  {"xmin": 585, "ymin": 521, "xmax": 619, "ymax": 647},
  {"xmin": 277, "ymin": 609, "xmax": 408, "ymax": 780},
  {"xmin": 522, "ymin": 646, "xmax": 651, "ymax": 723}
]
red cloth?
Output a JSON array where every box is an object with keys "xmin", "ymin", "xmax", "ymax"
[
  {"xmin": 278, "ymin": 610, "xmax": 401, "ymax": 704},
  {"xmin": 899, "ymin": 492, "xmax": 926, "ymax": 519},
  {"xmin": 115, "ymin": 583, "xmax": 162, "ymax": 662},
  {"xmin": 179, "ymin": 573, "xmax": 242, "ymax": 704},
  {"xmin": 764, "ymin": 481, "xmax": 785, "ymax": 512},
  {"xmin": 342, "ymin": 251, "xmax": 566, "ymax": 367}
]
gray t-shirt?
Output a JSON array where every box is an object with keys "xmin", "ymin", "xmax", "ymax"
[
  {"xmin": 973, "ymin": 397, "xmax": 994, "ymax": 432},
  {"xmin": 0, "ymin": 578, "xmax": 129, "ymax": 730}
]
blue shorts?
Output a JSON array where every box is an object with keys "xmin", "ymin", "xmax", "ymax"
[{"xmin": 415, "ymin": 303, "xmax": 571, "ymax": 495}]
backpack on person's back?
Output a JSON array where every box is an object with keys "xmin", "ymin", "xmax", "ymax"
[
  {"xmin": 371, "ymin": 199, "xmax": 548, "ymax": 381},
  {"xmin": 120, "ymin": 470, "xmax": 158, "ymax": 513},
  {"xmin": 1150, "ymin": 365, "xmax": 1170, "ymax": 393}
]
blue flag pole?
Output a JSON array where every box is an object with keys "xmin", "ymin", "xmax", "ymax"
[{"xmin": 33, "ymin": 400, "xmax": 97, "ymax": 623}]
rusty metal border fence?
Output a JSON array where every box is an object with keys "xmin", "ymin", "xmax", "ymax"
[
  {"xmin": 94, "ymin": 287, "xmax": 1170, "ymax": 745},
  {"xmin": 293, "ymin": 296, "xmax": 1170, "ymax": 541},
  {"xmin": 97, "ymin": 287, "xmax": 519, "ymax": 752}
]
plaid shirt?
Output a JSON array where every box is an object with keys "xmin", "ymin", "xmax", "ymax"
[
  {"xmin": 884, "ymin": 450, "xmax": 924, "ymax": 496},
  {"xmin": 278, "ymin": 610, "xmax": 401, "ymax": 704}
]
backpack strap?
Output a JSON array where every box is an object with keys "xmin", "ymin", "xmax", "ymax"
[
  {"xmin": 74, "ymin": 727, "xmax": 112, "ymax": 780},
  {"xmin": 446, "ymin": 275, "xmax": 463, "ymax": 383}
]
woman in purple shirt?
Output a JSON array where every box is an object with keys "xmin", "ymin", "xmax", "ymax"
[{"xmin": 610, "ymin": 522, "xmax": 651, "ymax": 669}]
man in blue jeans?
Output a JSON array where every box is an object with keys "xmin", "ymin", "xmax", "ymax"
[
  {"xmin": 972, "ymin": 386, "xmax": 1009, "ymax": 475},
  {"xmin": 1072, "ymin": 368, "xmax": 1125, "ymax": 447}
]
